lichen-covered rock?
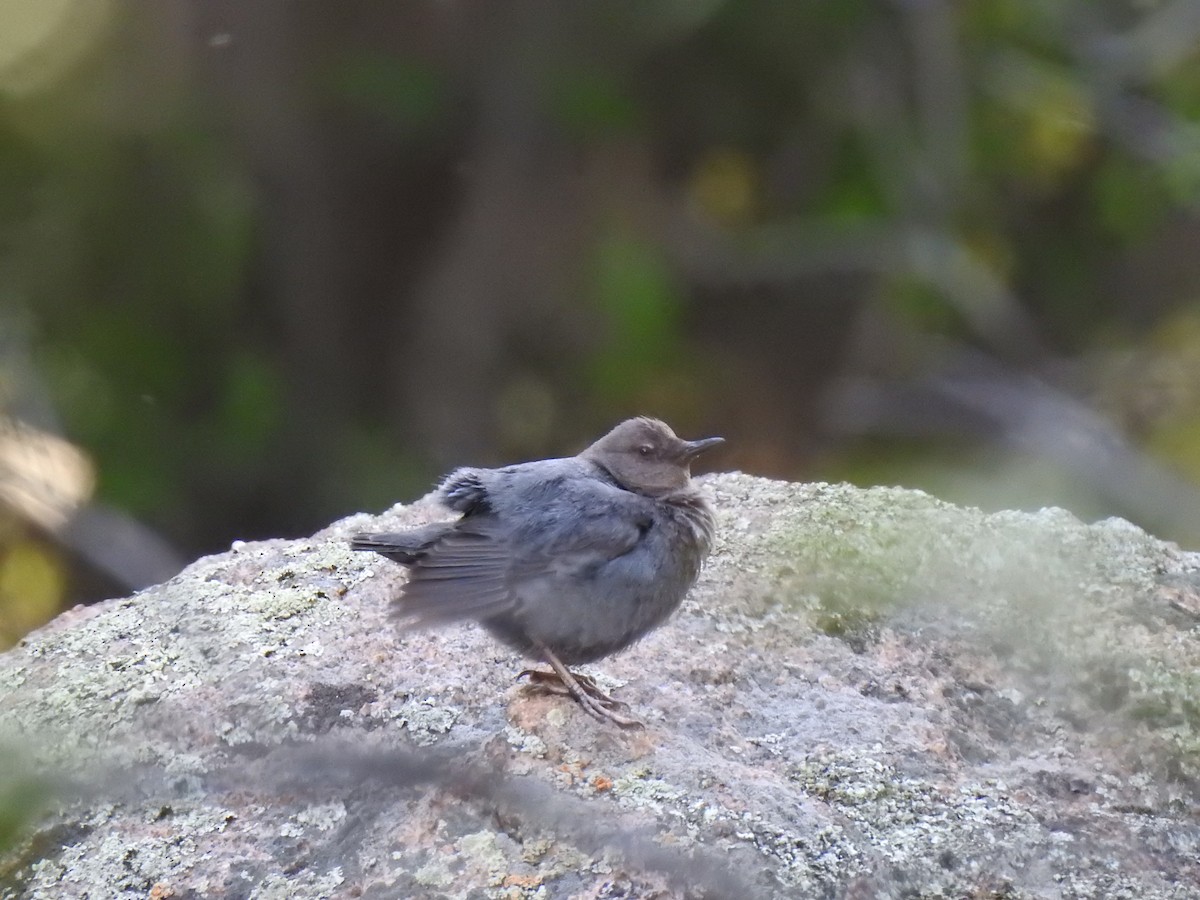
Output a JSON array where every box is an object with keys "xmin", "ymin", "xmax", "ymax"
[{"xmin": 2, "ymin": 474, "xmax": 1200, "ymax": 898}]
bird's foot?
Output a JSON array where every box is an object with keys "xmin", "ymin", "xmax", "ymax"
[
  {"xmin": 517, "ymin": 668, "xmax": 643, "ymax": 729},
  {"xmin": 518, "ymin": 669, "xmax": 627, "ymax": 707}
]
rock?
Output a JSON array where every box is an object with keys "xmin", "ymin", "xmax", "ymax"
[{"xmin": 2, "ymin": 474, "xmax": 1200, "ymax": 898}]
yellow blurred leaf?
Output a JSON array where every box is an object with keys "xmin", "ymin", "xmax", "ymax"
[
  {"xmin": 689, "ymin": 148, "xmax": 760, "ymax": 226},
  {"xmin": 1146, "ymin": 415, "xmax": 1200, "ymax": 484},
  {"xmin": 0, "ymin": 0, "xmax": 111, "ymax": 96},
  {"xmin": 1027, "ymin": 100, "xmax": 1093, "ymax": 177},
  {"xmin": 0, "ymin": 540, "xmax": 64, "ymax": 646},
  {"xmin": 984, "ymin": 49, "xmax": 1096, "ymax": 180}
]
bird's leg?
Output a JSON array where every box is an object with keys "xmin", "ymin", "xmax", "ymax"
[{"xmin": 518, "ymin": 645, "xmax": 643, "ymax": 729}]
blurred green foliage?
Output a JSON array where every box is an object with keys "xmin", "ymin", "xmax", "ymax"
[
  {"xmin": 0, "ymin": 750, "xmax": 54, "ymax": 892},
  {"xmin": 328, "ymin": 54, "xmax": 448, "ymax": 135},
  {"xmin": 588, "ymin": 229, "xmax": 683, "ymax": 404},
  {"xmin": 551, "ymin": 67, "xmax": 642, "ymax": 139}
]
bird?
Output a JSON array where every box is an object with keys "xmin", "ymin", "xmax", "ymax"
[{"xmin": 350, "ymin": 417, "xmax": 723, "ymax": 728}]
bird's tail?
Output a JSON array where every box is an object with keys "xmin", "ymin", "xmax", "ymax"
[{"xmin": 350, "ymin": 523, "xmax": 453, "ymax": 565}]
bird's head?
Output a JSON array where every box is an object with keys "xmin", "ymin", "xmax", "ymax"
[{"xmin": 580, "ymin": 417, "xmax": 724, "ymax": 496}]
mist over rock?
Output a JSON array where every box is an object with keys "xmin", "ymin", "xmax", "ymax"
[{"xmin": 2, "ymin": 473, "xmax": 1200, "ymax": 898}]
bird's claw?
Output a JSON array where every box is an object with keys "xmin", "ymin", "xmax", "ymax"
[
  {"xmin": 517, "ymin": 669, "xmax": 627, "ymax": 706},
  {"xmin": 517, "ymin": 668, "xmax": 642, "ymax": 728}
]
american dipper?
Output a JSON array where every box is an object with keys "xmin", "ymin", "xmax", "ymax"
[{"xmin": 351, "ymin": 417, "xmax": 723, "ymax": 728}]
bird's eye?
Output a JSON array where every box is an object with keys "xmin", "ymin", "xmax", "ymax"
[{"xmin": 637, "ymin": 445, "xmax": 652, "ymax": 456}]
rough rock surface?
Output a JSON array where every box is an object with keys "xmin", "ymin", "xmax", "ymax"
[{"xmin": 3, "ymin": 474, "xmax": 1200, "ymax": 899}]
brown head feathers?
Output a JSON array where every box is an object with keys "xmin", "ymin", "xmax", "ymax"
[{"xmin": 580, "ymin": 417, "xmax": 724, "ymax": 496}]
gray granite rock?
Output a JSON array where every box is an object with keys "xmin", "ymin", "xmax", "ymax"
[{"xmin": 2, "ymin": 474, "xmax": 1200, "ymax": 898}]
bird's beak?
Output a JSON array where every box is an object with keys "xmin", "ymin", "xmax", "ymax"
[{"xmin": 681, "ymin": 436, "xmax": 725, "ymax": 460}]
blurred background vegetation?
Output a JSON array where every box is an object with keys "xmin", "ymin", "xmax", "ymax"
[{"xmin": 3, "ymin": 0, "xmax": 1200, "ymax": 644}]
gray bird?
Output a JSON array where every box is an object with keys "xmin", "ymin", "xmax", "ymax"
[{"xmin": 351, "ymin": 417, "xmax": 723, "ymax": 728}]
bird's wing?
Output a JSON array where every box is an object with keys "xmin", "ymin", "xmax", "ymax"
[
  {"xmin": 396, "ymin": 486, "xmax": 652, "ymax": 627},
  {"xmin": 394, "ymin": 519, "xmax": 515, "ymax": 627},
  {"xmin": 506, "ymin": 496, "xmax": 652, "ymax": 582}
]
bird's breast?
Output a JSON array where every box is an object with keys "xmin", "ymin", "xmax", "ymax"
[{"xmin": 659, "ymin": 490, "xmax": 716, "ymax": 560}]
